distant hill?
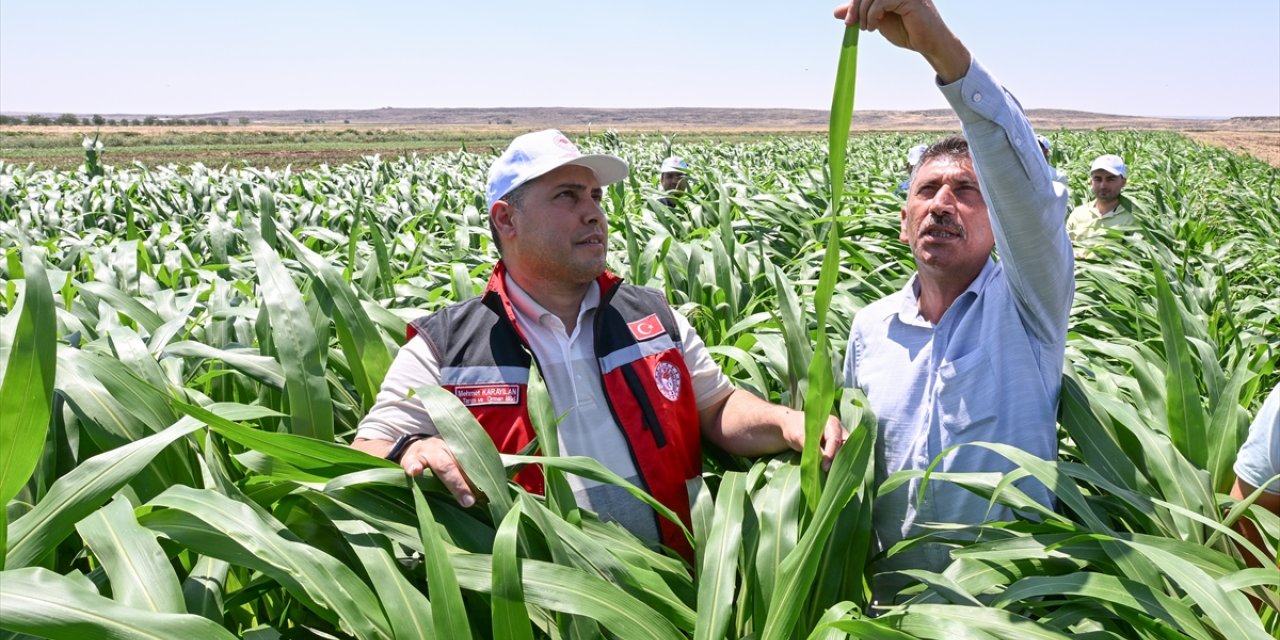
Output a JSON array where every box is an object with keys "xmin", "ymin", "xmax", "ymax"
[
  {"xmin": 5, "ymin": 107, "xmax": 1276, "ymax": 132},
  {"xmin": 193, "ymin": 107, "xmax": 1278, "ymax": 132}
]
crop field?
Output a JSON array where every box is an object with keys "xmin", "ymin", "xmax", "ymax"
[
  {"xmin": 0, "ymin": 126, "xmax": 821, "ymax": 170},
  {"xmin": 0, "ymin": 130, "xmax": 1277, "ymax": 638}
]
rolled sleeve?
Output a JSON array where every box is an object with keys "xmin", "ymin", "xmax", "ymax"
[
  {"xmin": 674, "ymin": 311, "xmax": 734, "ymax": 411},
  {"xmin": 354, "ymin": 337, "xmax": 441, "ymax": 442}
]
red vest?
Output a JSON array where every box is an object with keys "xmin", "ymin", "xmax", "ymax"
[{"xmin": 407, "ymin": 263, "xmax": 701, "ymax": 560}]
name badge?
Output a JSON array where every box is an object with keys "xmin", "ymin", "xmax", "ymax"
[{"xmin": 453, "ymin": 384, "xmax": 521, "ymax": 406}]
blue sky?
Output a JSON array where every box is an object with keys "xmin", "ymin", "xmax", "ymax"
[{"xmin": 2, "ymin": 1, "xmax": 1277, "ymax": 118}]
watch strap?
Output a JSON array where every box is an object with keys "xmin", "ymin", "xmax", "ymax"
[{"xmin": 386, "ymin": 433, "xmax": 432, "ymax": 462}]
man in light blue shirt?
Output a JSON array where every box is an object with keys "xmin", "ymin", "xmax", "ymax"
[{"xmin": 837, "ymin": 0, "xmax": 1073, "ymax": 604}]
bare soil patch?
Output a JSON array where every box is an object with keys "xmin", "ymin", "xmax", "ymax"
[{"xmin": 1183, "ymin": 131, "xmax": 1280, "ymax": 167}]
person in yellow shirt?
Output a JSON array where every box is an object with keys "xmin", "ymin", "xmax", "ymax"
[{"xmin": 1067, "ymin": 154, "xmax": 1135, "ymax": 243}]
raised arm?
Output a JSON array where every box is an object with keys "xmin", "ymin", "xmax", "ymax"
[{"xmin": 837, "ymin": 0, "xmax": 1073, "ymax": 343}]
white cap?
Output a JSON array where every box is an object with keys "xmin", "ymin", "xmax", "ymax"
[
  {"xmin": 1036, "ymin": 135, "xmax": 1051, "ymax": 152},
  {"xmin": 660, "ymin": 156, "xmax": 688, "ymax": 174},
  {"xmin": 1090, "ymin": 154, "xmax": 1127, "ymax": 177},
  {"xmin": 906, "ymin": 144, "xmax": 928, "ymax": 167},
  {"xmin": 486, "ymin": 129, "xmax": 628, "ymax": 212}
]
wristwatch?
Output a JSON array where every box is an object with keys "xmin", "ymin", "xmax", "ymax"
[{"xmin": 385, "ymin": 433, "xmax": 433, "ymax": 462}]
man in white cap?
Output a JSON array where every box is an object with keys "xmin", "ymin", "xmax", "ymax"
[
  {"xmin": 352, "ymin": 129, "xmax": 844, "ymax": 561},
  {"xmin": 658, "ymin": 155, "xmax": 689, "ymax": 207},
  {"xmin": 837, "ymin": 0, "xmax": 1072, "ymax": 605},
  {"xmin": 1067, "ymin": 153, "xmax": 1135, "ymax": 242},
  {"xmin": 895, "ymin": 143, "xmax": 929, "ymax": 195},
  {"xmin": 1036, "ymin": 135, "xmax": 1069, "ymax": 187}
]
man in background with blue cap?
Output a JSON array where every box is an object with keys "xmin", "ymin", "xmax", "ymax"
[{"xmin": 353, "ymin": 129, "xmax": 844, "ymax": 560}]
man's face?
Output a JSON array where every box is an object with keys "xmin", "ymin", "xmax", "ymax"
[
  {"xmin": 900, "ymin": 155, "xmax": 994, "ymax": 277},
  {"xmin": 661, "ymin": 171, "xmax": 687, "ymax": 192},
  {"xmin": 495, "ymin": 164, "xmax": 608, "ymax": 286},
  {"xmin": 1089, "ymin": 170, "xmax": 1126, "ymax": 202}
]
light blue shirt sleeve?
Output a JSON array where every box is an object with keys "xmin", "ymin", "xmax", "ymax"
[
  {"xmin": 937, "ymin": 59, "xmax": 1074, "ymax": 345},
  {"xmin": 1236, "ymin": 383, "xmax": 1280, "ymax": 494}
]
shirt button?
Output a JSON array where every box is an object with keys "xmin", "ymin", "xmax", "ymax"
[{"xmin": 972, "ymin": 92, "xmax": 983, "ymax": 103}]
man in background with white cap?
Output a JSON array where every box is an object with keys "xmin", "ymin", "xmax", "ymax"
[
  {"xmin": 895, "ymin": 143, "xmax": 929, "ymax": 196},
  {"xmin": 1067, "ymin": 153, "xmax": 1135, "ymax": 242},
  {"xmin": 352, "ymin": 129, "xmax": 844, "ymax": 561},
  {"xmin": 658, "ymin": 155, "xmax": 689, "ymax": 207},
  {"xmin": 1037, "ymin": 135, "xmax": 1069, "ymax": 187}
]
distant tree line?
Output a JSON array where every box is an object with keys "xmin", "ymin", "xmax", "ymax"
[{"xmin": 0, "ymin": 114, "xmax": 249, "ymax": 126}]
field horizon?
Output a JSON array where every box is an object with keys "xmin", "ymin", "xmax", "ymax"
[{"xmin": 3, "ymin": 107, "xmax": 1278, "ymax": 168}]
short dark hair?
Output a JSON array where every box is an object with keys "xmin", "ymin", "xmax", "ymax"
[
  {"xmin": 907, "ymin": 135, "xmax": 971, "ymax": 186},
  {"xmin": 488, "ymin": 180, "xmax": 532, "ymax": 255}
]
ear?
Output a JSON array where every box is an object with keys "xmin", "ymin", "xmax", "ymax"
[
  {"xmin": 899, "ymin": 206, "xmax": 910, "ymax": 244},
  {"xmin": 491, "ymin": 201, "xmax": 517, "ymax": 238}
]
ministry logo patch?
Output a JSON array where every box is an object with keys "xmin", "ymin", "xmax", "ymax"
[{"xmin": 654, "ymin": 361, "xmax": 682, "ymax": 402}]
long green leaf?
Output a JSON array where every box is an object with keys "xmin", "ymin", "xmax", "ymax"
[
  {"xmin": 491, "ymin": 500, "xmax": 535, "ymax": 640},
  {"xmin": 412, "ymin": 482, "xmax": 472, "ymax": 640},
  {"xmin": 142, "ymin": 485, "xmax": 392, "ymax": 640},
  {"xmin": 452, "ymin": 554, "xmax": 684, "ymax": 640},
  {"xmin": 694, "ymin": 470, "xmax": 747, "ymax": 640},
  {"xmin": 245, "ymin": 218, "xmax": 334, "ymax": 441},
  {"xmin": 0, "ymin": 249, "xmax": 57, "ymax": 569},
  {"xmin": 761, "ymin": 422, "xmax": 872, "ymax": 640},
  {"xmin": 990, "ymin": 572, "xmax": 1212, "ymax": 640},
  {"xmin": 417, "ymin": 384, "xmax": 515, "ymax": 521},
  {"xmin": 0, "ymin": 567, "xmax": 237, "ymax": 640},
  {"xmin": 1153, "ymin": 262, "xmax": 1208, "ymax": 468},
  {"xmin": 5, "ymin": 416, "xmax": 205, "ymax": 569},
  {"xmin": 75, "ymin": 496, "xmax": 186, "ymax": 614},
  {"xmin": 278, "ymin": 231, "xmax": 393, "ymax": 412},
  {"xmin": 314, "ymin": 498, "xmax": 435, "ymax": 640},
  {"xmin": 1121, "ymin": 538, "xmax": 1270, "ymax": 640}
]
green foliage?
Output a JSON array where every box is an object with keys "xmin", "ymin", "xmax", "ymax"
[{"xmin": 0, "ymin": 128, "xmax": 1276, "ymax": 637}]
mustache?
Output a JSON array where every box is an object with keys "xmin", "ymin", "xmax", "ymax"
[{"xmin": 918, "ymin": 214, "xmax": 964, "ymax": 237}]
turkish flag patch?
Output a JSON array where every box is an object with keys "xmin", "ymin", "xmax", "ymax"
[{"xmin": 627, "ymin": 314, "xmax": 664, "ymax": 341}]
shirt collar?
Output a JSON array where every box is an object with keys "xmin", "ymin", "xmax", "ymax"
[
  {"xmin": 895, "ymin": 257, "xmax": 998, "ymax": 326},
  {"xmin": 1093, "ymin": 197, "xmax": 1128, "ymax": 219},
  {"xmin": 503, "ymin": 273, "xmax": 601, "ymax": 330}
]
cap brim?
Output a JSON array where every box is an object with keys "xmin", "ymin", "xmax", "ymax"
[{"xmin": 564, "ymin": 154, "xmax": 629, "ymax": 187}]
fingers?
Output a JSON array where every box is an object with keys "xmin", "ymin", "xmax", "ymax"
[
  {"xmin": 401, "ymin": 438, "xmax": 478, "ymax": 508},
  {"xmin": 820, "ymin": 417, "xmax": 847, "ymax": 472},
  {"xmin": 833, "ymin": 1, "xmax": 868, "ymax": 27},
  {"xmin": 834, "ymin": 1, "xmax": 855, "ymax": 24}
]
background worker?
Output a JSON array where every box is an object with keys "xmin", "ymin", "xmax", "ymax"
[
  {"xmin": 1067, "ymin": 153, "xmax": 1135, "ymax": 242},
  {"xmin": 659, "ymin": 155, "xmax": 689, "ymax": 207},
  {"xmin": 895, "ymin": 143, "xmax": 928, "ymax": 196}
]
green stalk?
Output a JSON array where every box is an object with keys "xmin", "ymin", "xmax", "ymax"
[{"xmin": 801, "ymin": 24, "xmax": 859, "ymax": 510}]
